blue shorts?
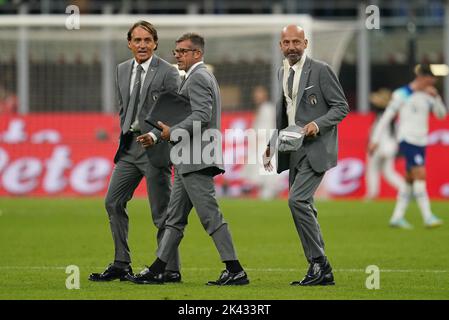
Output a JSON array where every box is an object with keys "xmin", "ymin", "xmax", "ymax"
[{"xmin": 399, "ymin": 141, "xmax": 426, "ymax": 171}]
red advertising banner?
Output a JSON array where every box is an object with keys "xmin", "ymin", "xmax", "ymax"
[{"xmin": 1, "ymin": 113, "xmax": 448, "ymax": 198}]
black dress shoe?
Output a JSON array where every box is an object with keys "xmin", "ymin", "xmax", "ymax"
[
  {"xmin": 291, "ymin": 260, "xmax": 334, "ymax": 286},
  {"xmin": 88, "ymin": 263, "xmax": 132, "ymax": 282},
  {"xmin": 320, "ymin": 271, "xmax": 335, "ymax": 286},
  {"xmin": 163, "ymin": 270, "xmax": 182, "ymax": 283},
  {"xmin": 207, "ymin": 270, "xmax": 250, "ymax": 286},
  {"xmin": 126, "ymin": 267, "xmax": 164, "ymax": 285}
]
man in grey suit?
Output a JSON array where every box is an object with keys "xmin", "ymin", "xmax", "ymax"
[
  {"xmin": 127, "ymin": 33, "xmax": 249, "ymax": 285},
  {"xmin": 264, "ymin": 25, "xmax": 349, "ymax": 286},
  {"xmin": 89, "ymin": 21, "xmax": 181, "ymax": 283}
]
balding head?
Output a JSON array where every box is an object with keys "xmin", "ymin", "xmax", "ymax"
[
  {"xmin": 281, "ymin": 25, "xmax": 305, "ymax": 38},
  {"xmin": 280, "ymin": 24, "xmax": 308, "ymax": 66}
]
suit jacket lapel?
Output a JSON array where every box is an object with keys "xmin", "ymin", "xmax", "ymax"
[
  {"xmin": 296, "ymin": 56, "xmax": 312, "ymax": 108},
  {"xmin": 179, "ymin": 63, "xmax": 206, "ymax": 92},
  {"xmin": 277, "ymin": 67, "xmax": 285, "ymax": 126},
  {"xmin": 121, "ymin": 59, "xmax": 133, "ymax": 110},
  {"xmin": 178, "ymin": 76, "xmax": 187, "ymax": 92},
  {"xmin": 137, "ymin": 55, "xmax": 159, "ymax": 112}
]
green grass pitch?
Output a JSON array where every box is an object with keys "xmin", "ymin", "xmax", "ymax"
[{"xmin": 0, "ymin": 198, "xmax": 448, "ymax": 299}]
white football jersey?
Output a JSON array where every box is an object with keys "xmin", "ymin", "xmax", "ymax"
[{"xmin": 371, "ymin": 85, "xmax": 447, "ymax": 146}]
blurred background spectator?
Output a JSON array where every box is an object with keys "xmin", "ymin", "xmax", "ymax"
[
  {"xmin": 364, "ymin": 88, "xmax": 404, "ymax": 200},
  {"xmin": 1, "ymin": 0, "xmax": 448, "ymax": 199},
  {"xmin": 241, "ymin": 85, "xmax": 283, "ymax": 200},
  {"xmin": 1, "ymin": 0, "xmax": 447, "ymax": 113},
  {"xmin": 0, "ymin": 85, "xmax": 18, "ymax": 114}
]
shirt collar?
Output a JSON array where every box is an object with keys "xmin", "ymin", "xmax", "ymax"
[
  {"xmin": 133, "ymin": 55, "xmax": 153, "ymax": 73},
  {"xmin": 185, "ymin": 61, "xmax": 204, "ymax": 79}
]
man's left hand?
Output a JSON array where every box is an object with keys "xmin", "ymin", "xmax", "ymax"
[
  {"xmin": 158, "ymin": 121, "xmax": 171, "ymax": 141},
  {"xmin": 304, "ymin": 122, "xmax": 319, "ymax": 137}
]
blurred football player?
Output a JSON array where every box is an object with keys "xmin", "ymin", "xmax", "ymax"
[
  {"xmin": 369, "ymin": 64, "xmax": 447, "ymax": 229},
  {"xmin": 365, "ymin": 88, "xmax": 404, "ymax": 200}
]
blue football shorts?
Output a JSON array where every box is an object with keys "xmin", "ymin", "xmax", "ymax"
[{"xmin": 399, "ymin": 140, "xmax": 426, "ymax": 171}]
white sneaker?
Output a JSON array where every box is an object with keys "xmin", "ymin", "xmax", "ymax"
[
  {"xmin": 389, "ymin": 218, "xmax": 413, "ymax": 229},
  {"xmin": 424, "ymin": 215, "xmax": 443, "ymax": 228}
]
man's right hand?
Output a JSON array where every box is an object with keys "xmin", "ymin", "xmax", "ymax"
[
  {"xmin": 136, "ymin": 133, "xmax": 154, "ymax": 148},
  {"xmin": 424, "ymin": 86, "xmax": 438, "ymax": 97},
  {"xmin": 263, "ymin": 146, "xmax": 274, "ymax": 172}
]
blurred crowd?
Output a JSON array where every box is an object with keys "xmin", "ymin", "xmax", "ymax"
[{"xmin": 0, "ymin": 0, "xmax": 446, "ymax": 17}]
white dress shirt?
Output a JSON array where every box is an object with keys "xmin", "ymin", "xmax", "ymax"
[
  {"xmin": 129, "ymin": 57, "xmax": 159, "ymax": 142},
  {"xmin": 129, "ymin": 56, "xmax": 152, "ymax": 96},
  {"xmin": 185, "ymin": 61, "xmax": 204, "ymax": 80},
  {"xmin": 283, "ymin": 54, "xmax": 306, "ymax": 126},
  {"xmin": 281, "ymin": 54, "xmax": 319, "ymax": 133}
]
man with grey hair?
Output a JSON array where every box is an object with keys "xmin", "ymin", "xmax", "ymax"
[
  {"xmin": 265, "ymin": 25, "xmax": 349, "ymax": 286},
  {"xmin": 88, "ymin": 21, "xmax": 181, "ymax": 283},
  {"xmin": 127, "ymin": 33, "xmax": 249, "ymax": 286}
]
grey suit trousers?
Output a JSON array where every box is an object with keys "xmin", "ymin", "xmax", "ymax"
[
  {"xmin": 157, "ymin": 169, "xmax": 238, "ymax": 263},
  {"xmin": 288, "ymin": 154, "xmax": 326, "ymax": 263},
  {"xmin": 105, "ymin": 135, "xmax": 180, "ymax": 271}
]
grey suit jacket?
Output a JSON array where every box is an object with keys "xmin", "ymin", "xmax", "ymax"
[
  {"xmin": 170, "ymin": 63, "xmax": 225, "ymax": 176},
  {"xmin": 114, "ymin": 55, "xmax": 181, "ymax": 167},
  {"xmin": 271, "ymin": 56, "xmax": 349, "ymax": 174}
]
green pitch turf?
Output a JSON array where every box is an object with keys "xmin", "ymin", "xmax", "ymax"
[{"xmin": 0, "ymin": 198, "xmax": 448, "ymax": 300}]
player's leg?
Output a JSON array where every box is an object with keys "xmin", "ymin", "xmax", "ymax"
[
  {"xmin": 127, "ymin": 169, "xmax": 193, "ymax": 284},
  {"xmin": 182, "ymin": 170, "xmax": 249, "ymax": 285},
  {"xmin": 89, "ymin": 159, "xmax": 142, "ymax": 282},
  {"xmin": 411, "ymin": 165, "xmax": 443, "ymax": 228},
  {"xmin": 155, "ymin": 169, "xmax": 193, "ymax": 267},
  {"xmin": 389, "ymin": 142, "xmax": 413, "ymax": 228},
  {"xmin": 101, "ymin": 158, "xmax": 143, "ymax": 273},
  {"xmin": 288, "ymin": 157, "xmax": 333, "ymax": 286},
  {"xmin": 181, "ymin": 171, "xmax": 237, "ymax": 260},
  {"xmin": 143, "ymin": 162, "xmax": 181, "ymax": 276},
  {"xmin": 288, "ymin": 157, "xmax": 326, "ymax": 263}
]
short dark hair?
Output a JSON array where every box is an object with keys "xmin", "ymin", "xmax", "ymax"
[
  {"xmin": 127, "ymin": 20, "xmax": 158, "ymax": 50},
  {"xmin": 415, "ymin": 64, "xmax": 435, "ymax": 77},
  {"xmin": 176, "ymin": 33, "xmax": 205, "ymax": 53}
]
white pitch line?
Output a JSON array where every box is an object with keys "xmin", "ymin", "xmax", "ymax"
[
  {"xmin": 0, "ymin": 266, "xmax": 68, "ymax": 270},
  {"xmin": 0, "ymin": 266, "xmax": 447, "ymax": 273},
  {"xmin": 192, "ymin": 267, "xmax": 449, "ymax": 274}
]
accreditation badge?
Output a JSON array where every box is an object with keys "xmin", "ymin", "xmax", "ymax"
[{"xmin": 308, "ymin": 94, "xmax": 317, "ymax": 105}]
